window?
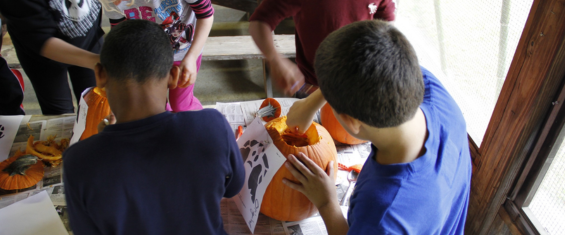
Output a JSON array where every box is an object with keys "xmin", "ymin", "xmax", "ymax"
[
  {"xmin": 394, "ymin": 0, "xmax": 533, "ymax": 145},
  {"xmin": 527, "ymin": 137, "xmax": 565, "ymax": 234}
]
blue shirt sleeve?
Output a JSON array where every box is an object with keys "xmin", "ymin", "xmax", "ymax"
[{"xmin": 222, "ymin": 117, "xmax": 245, "ymax": 198}]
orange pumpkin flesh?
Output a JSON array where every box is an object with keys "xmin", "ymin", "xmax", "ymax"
[
  {"xmin": 81, "ymin": 87, "xmax": 111, "ymax": 140},
  {"xmin": 321, "ymin": 103, "xmax": 367, "ymax": 145},
  {"xmin": 0, "ymin": 151, "xmax": 44, "ymax": 190},
  {"xmin": 261, "ymin": 116, "xmax": 338, "ymax": 221}
]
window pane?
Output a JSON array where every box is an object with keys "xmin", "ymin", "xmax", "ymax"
[
  {"xmin": 395, "ymin": 0, "xmax": 533, "ymax": 145},
  {"xmin": 527, "ymin": 137, "xmax": 565, "ymax": 235}
]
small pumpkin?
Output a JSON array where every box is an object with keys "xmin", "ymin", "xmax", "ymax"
[
  {"xmin": 260, "ymin": 116, "xmax": 338, "ymax": 221},
  {"xmin": 81, "ymin": 87, "xmax": 111, "ymax": 140},
  {"xmin": 257, "ymin": 98, "xmax": 281, "ymax": 122},
  {"xmin": 320, "ymin": 103, "xmax": 367, "ymax": 145},
  {"xmin": 0, "ymin": 151, "xmax": 44, "ymax": 190}
]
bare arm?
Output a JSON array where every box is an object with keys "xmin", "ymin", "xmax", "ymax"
[
  {"xmin": 178, "ymin": 15, "xmax": 214, "ymax": 87},
  {"xmin": 249, "ymin": 21, "xmax": 279, "ymax": 61},
  {"xmin": 249, "ymin": 20, "xmax": 304, "ymax": 95},
  {"xmin": 41, "ymin": 37, "xmax": 100, "ymax": 70},
  {"xmin": 186, "ymin": 15, "xmax": 213, "ymax": 60},
  {"xmin": 286, "ymin": 89, "xmax": 327, "ymax": 133}
]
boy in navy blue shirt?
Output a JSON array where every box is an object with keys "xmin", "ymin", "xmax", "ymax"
[
  {"xmin": 283, "ymin": 20, "xmax": 472, "ymax": 234},
  {"xmin": 63, "ymin": 20, "xmax": 245, "ymax": 235}
]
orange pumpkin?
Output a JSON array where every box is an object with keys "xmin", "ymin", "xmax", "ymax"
[
  {"xmin": 320, "ymin": 103, "xmax": 367, "ymax": 145},
  {"xmin": 0, "ymin": 151, "xmax": 44, "ymax": 190},
  {"xmin": 258, "ymin": 98, "xmax": 282, "ymax": 122},
  {"xmin": 260, "ymin": 116, "xmax": 338, "ymax": 221},
  {"xmin": 81, "ymin": 87, "xmax": 111, "ymax": 140}
]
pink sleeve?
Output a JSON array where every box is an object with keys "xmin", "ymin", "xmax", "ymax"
[
  {"xmin": 374, "ymin": 0, "xmax": 396, "ymax": 21},
  {"xmin": 187, "ymin": 0, "xmax": 214, "ymax": 19},
  {"xmin": 249, "ymin": 0, "xmax": 301, "ymax": 31}
]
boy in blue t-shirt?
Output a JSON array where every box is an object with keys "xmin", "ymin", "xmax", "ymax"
[
  {"xmin": 283, "ymin": 20, "xmax": 472, "ymax": 234},
  {"xmin": 63, "ymin": 20, "xmax": 245, "ymax": 235}
]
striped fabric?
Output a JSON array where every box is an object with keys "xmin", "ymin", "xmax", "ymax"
[{"xmin": 188, "ymin": 0, "xmax": 214, "ymax": 19}]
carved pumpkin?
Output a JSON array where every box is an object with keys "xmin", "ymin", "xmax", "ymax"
[
  {"xmin": 81, "ymin": 87, "xmax": 111, "ymax": 140},
  {"xmin": 320, "ymin": 103, "xmax": 367, "ymax": 145},
  {"xmin": 261, "ymin": 116, "xmax": 338, "ymax": 221},
  {"xmin": 0, "ymin": 151, "xmax": 44, "ymax": 190}
]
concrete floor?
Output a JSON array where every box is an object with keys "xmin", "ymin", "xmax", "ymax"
[{"xmin": 14, "ymin": 5, "xmax": 294, "ymax": 115}]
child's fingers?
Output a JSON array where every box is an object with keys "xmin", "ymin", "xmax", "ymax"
[
  {"xmin": 285, "ymin": 160, "xmax": 308, "ymax": 183},
  {"xmin": 288, "ymin": 154, "xmax": 315, "ymax": 178},
  {"xmin": 295, "ymin": 152, "xmax": 325, "ymax": 177},
  {"xmin": 282, "ymin": 178, "xmax": 304, "ymax": 193},
  {"xmin": 326, "ymin": 161, "xmax": 334, "ymax": 178}
]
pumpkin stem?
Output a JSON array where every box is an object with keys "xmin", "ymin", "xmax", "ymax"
[{"xmin": 2, "ymin": 155, "xmax": 39, "ymax": 176}]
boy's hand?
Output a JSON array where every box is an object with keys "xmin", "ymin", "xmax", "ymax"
[
  {"xmin": 286, "ymin": 98, "xmax": 316, "ymax": 134},
  {"xmin": 269, "ymin": 56, "xmax": 304, "ymax": 95},
  {"xmin": 178, "ymin": 55, "xmax": 198, "ymax": 88},
  {"xmin": 283, "ymin": 153, "xmax": 337, "ymax": 210}
]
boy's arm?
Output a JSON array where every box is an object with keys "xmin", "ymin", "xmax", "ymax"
[
  {"xmin": 249, "ymin": 0, "xmax": 303, "ymax": 95},
  {"xmin": 179, "ymin": 0, "xmax": 215, "ymax": 88},
  {"xmin": 283, "ymin": 153, "xmax": 349, "ymax": 235},
  {"xmin": 42, "ymin": 38, "xmax": 100, "ymax": 70},
  {"xmin": 286, "ymin": 89, "xmax": 327, "ymax": 133},
  {"xmin": 223, "ymin": 117, "xmax": 245, "ymax": 198}
]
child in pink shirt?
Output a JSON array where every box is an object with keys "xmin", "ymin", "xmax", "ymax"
[{"xmin": 101, "ymin": 0, "xmax": 215, "ymax": 111}]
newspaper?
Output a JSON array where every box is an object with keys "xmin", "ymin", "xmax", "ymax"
[
  {"xmin": 282, "ymin": 207, "xmax": 348, "ymax": 235},
  {"xmin": 216, "ymin": 102, "xmax": 246, "ymax": 133},
  {"xmin": 1, "ymin": 115, "xmax": 70, "ymax": 201}
]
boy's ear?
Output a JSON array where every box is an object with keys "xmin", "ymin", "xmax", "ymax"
[
  {"xmin": 168, "ymin": 66, "xmax": 180, "ymax": 89},
  {"xmin": 334, "ymin": 110, "xmax": 362, "ymax": 135},
  {"xmin": 94, "ymin": 63, "xmax": 107, "ymax": 88}
]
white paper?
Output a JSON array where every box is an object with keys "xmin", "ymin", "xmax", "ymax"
[
  {"xmin": 234, "ymin": 118, "xmax": 287, "ymax": 233},
  {"xmin": 0, "ymin": 191, "xmax": 69, "ymax": 235},
  {"xmin": 0, "ymin": 115, "xmax": 24, "ymax": 161},
  {"xmin": 70, "ymin": 87, "xmax": 92, "ymax": 145}
]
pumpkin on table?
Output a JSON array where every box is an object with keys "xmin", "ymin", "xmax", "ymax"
[
  {"xmin": 260, "ymin": 116, "xmax": 338, "ymax": 221},
  {"xmin": 320, "ymin": 103, "xmax": 367, "ymax": 145},
  {"xmin": 81, "ymin": 87, "xmax": 111, "ymax": 140},
  {"xmin": 0, "ymin": 151, "xmax": 44, "ymax": 190}
]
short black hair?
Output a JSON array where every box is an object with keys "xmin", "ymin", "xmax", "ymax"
[
  {"xmin": 315, "ymin": 20, "xmax": 424, "ymax": 128},
  {"xmin": 100, "ymin": 20, "xmax": 173, "ymax": 83}
]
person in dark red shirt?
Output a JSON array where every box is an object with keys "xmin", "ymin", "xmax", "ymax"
[{"xmin": 249, "ymin": 0, "xmax": 395, "ymax": 97}]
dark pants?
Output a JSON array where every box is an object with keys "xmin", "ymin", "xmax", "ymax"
[
  {"xmin": 0, "ymin": 57, "xmax": 25, "ymax": 115},
  {"xmin": 12, "ymin": 37, "xmax": 103, "ymax": 115}
]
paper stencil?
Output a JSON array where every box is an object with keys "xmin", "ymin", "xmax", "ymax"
[
  {"xmin": 0, "ymin": 115, "xmax": 24, "ymax": 161},
  {"xmin": 234, "ymin": 118, "xmax": 287, "ymax": 233},
  {"xmin": 70, "ymin": 87, "xmax": 91, "ymax": 145}
]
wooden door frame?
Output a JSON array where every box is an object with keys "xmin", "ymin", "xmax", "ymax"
[{"xmin": 465, "ymin": 0, "xmax": 565, "ymax": 234}]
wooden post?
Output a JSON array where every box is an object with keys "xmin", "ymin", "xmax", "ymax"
[{"xmin": 466, "ymin": 0, "xmax": 565, "ymax": 233}]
